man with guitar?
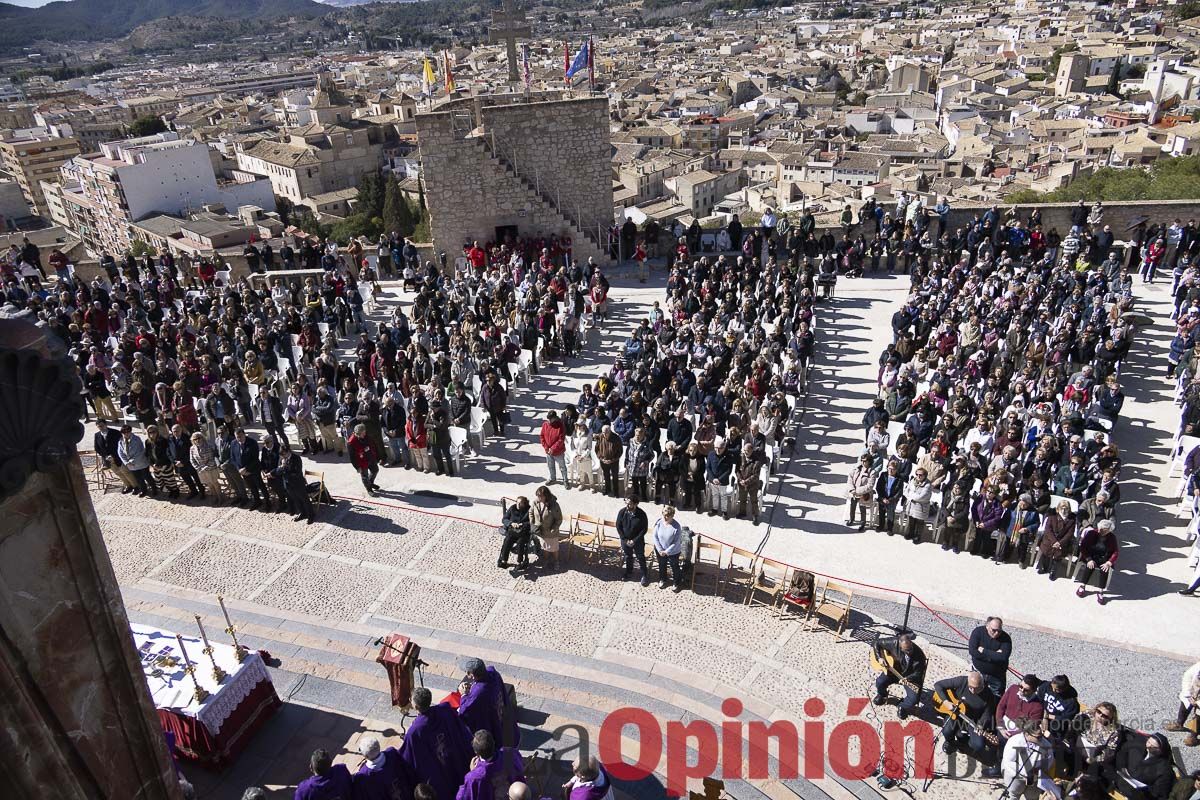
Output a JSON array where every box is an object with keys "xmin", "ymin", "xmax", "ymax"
[
  {"xmin": 933, "ymin": 671, "xmax": 1000, "ymax": 766},
  {"xmin": 872, "ymin": 633, "xmax": 927, "ymax": 719}
]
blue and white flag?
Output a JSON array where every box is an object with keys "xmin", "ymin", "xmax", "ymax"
[{"xmin": 565, "ymin": 39, "xmax": 590, "ymax": 80}]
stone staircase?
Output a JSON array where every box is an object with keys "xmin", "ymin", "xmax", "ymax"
[
  {"xmin": 469, "ymin": 133, "xmax": 613, "ymax": 265},
  {"xmin": 122, "ymin": 585, "xmax": 881, "ymax": 800}
]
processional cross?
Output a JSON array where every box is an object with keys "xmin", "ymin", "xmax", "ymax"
[{"xmin": 489, "ymin": 0, "xmax": 532, "ymax": 85}]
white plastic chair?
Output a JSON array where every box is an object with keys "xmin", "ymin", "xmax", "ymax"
[
  {"xmin": 518, "ymin": 349, "xmax": 534, "ymax": 383},
  {"xmin": 449, "ymin": 426, "xmax": 468, "ymax": 472},
  {"xmin": 1050, "ymin": 493, "xmax": 1079, "ymax": 514},
  {"xmin": 215, "ymin": 269, "xmax": 231, "ymax": 286},
  {"xmin": 469, "ymin": 407, "xmax": 488, "ymax": 450}
]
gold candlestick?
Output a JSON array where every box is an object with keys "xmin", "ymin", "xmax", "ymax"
[
  {"xmin": 175, "ymin": 634, "xmax": 209, "ymax": 704},
  {"xmin": 195, "ymin": 614, "xmax": 227, "ymax": 684},
  {"xmin": 217, "ymin": 595, "xmax": 249, "ymax": 663}
]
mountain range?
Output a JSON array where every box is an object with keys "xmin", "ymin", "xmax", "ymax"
[{"xmin": 0, "ymin": 0, "xmax": 333, "ymax": 43}]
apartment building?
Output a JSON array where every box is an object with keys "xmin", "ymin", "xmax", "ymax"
[
  {"xmin": 0, "ymin": 133, "xmax": 80, "ymax": 216},
  {"xmin": 62, "ymin": 132, "xmax": 274, "ymax": 256}
]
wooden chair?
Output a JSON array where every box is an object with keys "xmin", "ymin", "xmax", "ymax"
[
  {"xmin": 807, "ymin": 579, "xmax": 855, "ymax": 637},
  {"xmin": 564, "ymin": 513, "xmax": 604, "ymax": 565},
  {"xmin": 722, "ymin": 546, "xmax": 758, "ymax": 599},
  {"xmin": 691, "ymin": 537, "xmax": 724, "ymax": 592},
  {"xmin": 305, "ymin": 470, "xmax": 328, "ymax": 510},
  {"xmin": 80, "ymin": 450, "xmax": 123, "ymax": 494},
  {"xmin": 590, "ymin": 518, "xmax": 623, "ymax": 570},
  {"xmin": 746, "ymin": 556, "xmax": 792, "ymax": 610},
  {"xmin": 779, "ymin": 570, "xmax": 817, "ymax": 618}
]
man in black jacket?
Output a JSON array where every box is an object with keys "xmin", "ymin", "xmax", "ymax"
[
  {"xmin": 94, "ymin": 419, "xmax": 138, "ymax": 493},
  {"xmin": 274, "ymin": 442, "xmax": 313, "ymax": 524},
  {"xmin": 933, "ymin": 672, "xmax": 997, "ymax": 757},
  {"xmin": 234, "ymin": 428, "xmax": 268, "ymax": 510},
  {"xmin": 450, "ymin": 384, "xmax": 474, "ymax": 456},
  {"xmin": 381, "ymin": 395, "xmax": 408, "ymax": 467},
  {"xmin": 498, "ymin": 496, "xmax": 532, "ymax": 569},
  {"xmin": 260, "ymin": 435, "xmax": 287, "ymax": 512},
  {"xmin": 168, "ymin": 423, "xmax": 204, "ymax": 498},
  {"xmin": 873, "ymin": 633, "xmax": 926, "ymax": 718},
  {"xmin": 617, "ymin": 494, "xmax": 649, "ymax": 587},
  {"xmin": 969, "ymin": 617, "xmax": 1012, "ymax": 696}
]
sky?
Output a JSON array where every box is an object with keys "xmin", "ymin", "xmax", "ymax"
[{"xmin": 3, "ymin": 0, "xmax": 56, "ymax": 7}]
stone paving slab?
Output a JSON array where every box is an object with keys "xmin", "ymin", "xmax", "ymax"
[
  {"xmin": 150, "ymin": 533, "xmax": 292, "ymax": 599},
  {"xmin": 375, "ymin": 575, "xmax": 498, "ymax": 635},
  {"xmin": 251, "ymin": 554, "xmax": 393, "ymax": 622},
  {"xmin": 101, "ymin": 519, "xmax": 200, "ymax": 583}
]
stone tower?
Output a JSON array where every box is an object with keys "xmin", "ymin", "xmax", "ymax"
[{"xmin": 415, "ymin": 91, "xmax": 614, "ymax": 264}]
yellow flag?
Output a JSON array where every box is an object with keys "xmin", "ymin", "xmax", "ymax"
[{"xmin": 422, "ymin": 57, "xmax": 436, "ymax": 96}]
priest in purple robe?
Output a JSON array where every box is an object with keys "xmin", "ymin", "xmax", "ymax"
[
  {"xmin": 562, "ymin": 758, "xmax": 615, "ymax": 800},
  {"xmin": 295, "ymin": 748, "xmax": 353, "ymax": 800},
  {"xmin": 455, "ymin": 730, "xmax": 525, "ymax": 800},
  {"xmin": 456, "ymin": 657, "xmax": 517, "ymax": 747},
  {"xmin": 399, "ymin": 688, "xmax": 473, "ymax": 800},
  {"xmin": 352, "ymin": 735, "xmax": 415, "ymax": 800}
]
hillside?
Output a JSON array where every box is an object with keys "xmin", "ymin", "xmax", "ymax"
[{"xmin": 0, "ymin": 0, "xmax": 332, "ymax": 45}]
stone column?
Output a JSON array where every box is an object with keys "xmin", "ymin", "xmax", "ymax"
[{"xmin": 0, "ymin": 318, "xmax": 182, "ymax": 800}]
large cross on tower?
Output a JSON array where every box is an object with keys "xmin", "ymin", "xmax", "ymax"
[{"xmin": 489, "ymin": 0, "xmax": 532, "ymax": 86}]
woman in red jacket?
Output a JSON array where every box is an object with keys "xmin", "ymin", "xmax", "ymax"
[
  {"xmin": 406, "ymin": 411, "xmax": 429, "ymax": 472},
  {"xmin": 347, "ymin": 423, "xmax": 381, "ymax": 496}
]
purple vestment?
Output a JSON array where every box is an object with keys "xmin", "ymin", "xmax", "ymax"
[
  {"xmin": 296, "ymin": 763, "xmax": 353, "ymax": 800},
  {"xmin": 399, "ymin": 703, "xmax": 473, "ymax": 800},
  {"xmin": 352, "ymin": 747, "xmax": 414, "ymax": 800},
  {"xmin": 568, "ymin": 765, "xmax": 615, "ymax": 800},
  {"xmin": 454, "ymin": 748, "xmax": 525, "ymax": 800},
  {"xmin": 457, "ymin": 667, "xmax": 515, "ymax": 746}
]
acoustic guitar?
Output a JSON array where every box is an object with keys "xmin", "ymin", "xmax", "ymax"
[
  {"xmin": 931, "ymin": 688, "xmax": 1000, "ymax": 746},
  {"xmin": 869, "ymin": 645, "xmax": 922, "ymax": 695}
]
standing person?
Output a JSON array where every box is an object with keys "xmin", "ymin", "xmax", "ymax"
[
  {"xmin": 189, "ymin": 432, "xmax": 222, "ymax": 503},
  {"xmin": 569, "ymin": 421, "xmax": 596, "ymax": 490},
  {"xmin": 617, "ymin": 494, "xmax": 649, "ymax": 587},
  {"xmin": 651, "ymin": 505, "xmax": 684, "ymax": 592},
  {"xmin": 498, "ymin": 495, "xmax": 533, "ymax": 570},
  {"xmin": 563, "ymin": 757, "xmax": 616, "ymax": 800},
  {"xmin": 969, "ymin": 616, "xmax": 1012, "ymax": 696},
  {"xmin": 456, "ymin": 731, "xmax": 525, "ymax": 800},
  {"xmin": 275, "ymin": 442, "xmax": 315, "ymax": 524},
  {"xmin": 286, "ymin": 385, "xmax": 318, "ymax": 454},
  {"xmin": 257, "ymin": 386, "xmax": 289, "ymax": 448},
  {"xmin": 399, "ymin": 688, "xmax": 473, "ymax": 800},
  {"xmin": 348, "ymin": 424, "xmax": 381, "ymax": 496},
  {"xmin": 352, "ymin": 736, "xmax": 414, "ymax": 800},
  {"xmin": 705, "ymin": 437, "xmax": 736, "ymax": 520},
  {"xmin": 596, "ymin": 424, "xmax": 623, "ymax": 496},
  {"xmin": 683, "ymin": 441, "xmax": 706, "ymax": 511},
  {"xmin": 481, "ymin": 372, "xmax": 508, "ymax": 438},
  {"xmin": 117, "ymin": 424, "xmax": 156, "ymax": 497},
  {"xmin": 531, "ymin": 485, "xmax": 563, "ymax": 568},
  {"xmin": 406, "ymin": 411, "xmax": 430, "ymax": 472},
  {"xmin": 381, "ymin": 393, "xmax": 408, "ymax": 467},
  {"xmin": 625, "ymin": 428, "xmax": 653, "ymax": 501},
  {"xmin": 144, "ymin": 425, "xmax": 180, "ymax": 499},
  {"xmin": 234, "ymin": 428, "xmax": 267, "ymax": 510},
  {"xmin": 736, "ymin": 448, "xmax": 763, "ymax": 524},
  {"xmin": 1165, "ymin": 661, "xmax": 1200, "ymax": 747},
  {"xmin": 654, "ymin": 441, "xmax": 681, "ymax": 504},
  {"xmin": 845, "ymin": 453, "xmax": 875, "ymax": 531},
  {"xmin": 539, "ymin": 410, "xmax": 568, "ymax": 486},
  {"xmin": 428, "ymin": 403, "xmax": 455, "ymax": 476},
  {"xmin": 902, "ymin": 467, "xmax": 933, "ymax": 543},
  {"xmin": 294, "ymin": 748, "xmax": 352, "ymax": 800},
  {"xmin": 169, "ymin": 424, "xmax": 204, "ymax": 499}
]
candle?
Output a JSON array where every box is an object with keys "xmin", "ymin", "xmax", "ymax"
[
  {"xmin": 217, "ymin": 595, "xmax": 234, "ymax": 630},
  {"xmin": 195, "ymin": 615, "xmax": 212, "ymax": 650},
  {"xmin": 175, "ymin": 633, "xmax": 193, "ymax": 668}
]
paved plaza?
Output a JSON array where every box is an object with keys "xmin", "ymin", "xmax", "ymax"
[{"xmin": 91, "ymin": 269, "xmax": 1200, "ymax": 798}]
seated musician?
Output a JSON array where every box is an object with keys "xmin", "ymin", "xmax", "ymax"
[
  {"xmin": 872, "ymin": 633, "xmax": 926, "ymax": 719},
  {"xmin": 933, "ymin": 671, "xmax": 998, "ymax": 764}
]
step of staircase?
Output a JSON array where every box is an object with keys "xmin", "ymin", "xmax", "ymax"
[{"xmin": 124, "ymin": 586, "xmax": 879, "ymax": 800}]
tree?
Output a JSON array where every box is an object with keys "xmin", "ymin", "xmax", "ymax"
[
  {"xmin": 128, "ymin": 238, "xmax": 154, "ymax": 259},
  {"xmin": 382, "ymin": 176, "xmax": 414, "ymax": 237},
  {"xmin": 1105, "ymin": 58, "xmax": 1122, "ymax": 98},
  {"xmin": 128, "ymin": 115, "xmax": 167, "ymax": 137}
]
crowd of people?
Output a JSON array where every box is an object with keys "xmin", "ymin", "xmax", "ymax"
[
  {"xmin": 874, "ymin": 617, "xmax": 1199, "ymax": 800},
  {"xmin": 844, "ymin": 200, "xmax": 1135, "ymax": 603},
  {"xmin": 554, "ymin": 230, "xmax": 815, "ymax": 526}
]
